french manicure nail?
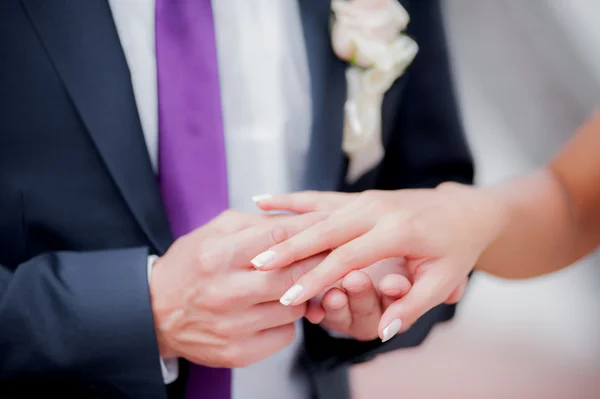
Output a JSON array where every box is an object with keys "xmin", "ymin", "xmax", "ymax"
[
  {"xmin": 250, "ymin": 250, "xmax": 276, "ymax": 268},
  {"xmin": 280, "ymin": 284, "xmax": 303, "ymax": 306},
  {"xmin": 382, "ymin": 319, "xmax": 402, "ymax": 342},
  {"xmin": 252, "ymin": 194, "xmax": 272, "ymax": 204}
]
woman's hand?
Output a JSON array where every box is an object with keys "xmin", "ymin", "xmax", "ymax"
[{"xmin": 252, "ymin": 185, "xmax": 506, "ymax": 341}]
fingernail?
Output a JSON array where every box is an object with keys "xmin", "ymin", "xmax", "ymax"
[
  {"xmin": 250, "ymin": 250, "xmax": 276, "ymax": 268},
  {"xmin": 382, "ymin": 319, "xmax": 402, "ymax": 343},
  {"xmin": 280, "ymin": 284, "xmax": 303, "ymax": 306},
  {"xmin": 252, "ymin": 194, "xmax": 272, "ymax": 204}
]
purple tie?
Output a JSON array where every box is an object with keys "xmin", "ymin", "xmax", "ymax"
[{"xmin": 155, "ymin": 1, "xmax": 231, "ymax": 398}]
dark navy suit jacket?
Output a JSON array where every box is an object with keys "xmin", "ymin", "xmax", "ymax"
[{"xmin": 0, "ymin": 0, "xmax": 473, "ymax": 398}]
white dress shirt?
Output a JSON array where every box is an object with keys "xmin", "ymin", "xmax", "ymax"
[{"xmin": 108, "ymin": 1, "xmax": 313, "ymax": 398}]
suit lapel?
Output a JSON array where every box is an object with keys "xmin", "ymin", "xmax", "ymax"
[
  {"xmin": 298, "ymin": 0, "xmax": 347, "ymax": 191},
  {"xmin": 22, "ymin": 0, "xmax": 172, "ymax": 254}
]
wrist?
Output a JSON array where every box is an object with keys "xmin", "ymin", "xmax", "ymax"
[
  {"xmin": 149, "ymin": 256, "xmax": 180, "ymax": 358},
  {"xmin": 436, "ymin": 181, "xmax": 509, "ymax": 262},
  {"xmin": 477, "ymin": 185, "xmax": 511, "ymax": 244}
]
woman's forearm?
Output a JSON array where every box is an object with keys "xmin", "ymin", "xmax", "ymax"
[
  {"xmin": 476, "ymin": 111, "xmax": 600, "ymax": 278},
  {"xmin": 476, "ymin": 169, "xmax": 583, "ymax": 278}
]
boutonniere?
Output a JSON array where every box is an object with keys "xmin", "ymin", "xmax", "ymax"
[{"xmin": 331, "ymin": 0, "xmax": 418, "ymax": 183}]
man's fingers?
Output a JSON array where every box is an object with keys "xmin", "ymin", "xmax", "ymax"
[
  {"xmin": 207, "ymin": 212, "xmax": 306, "ymax": 237},
  {"xmin": 319, "ymin": 288, "xmax": 352, "ymax": 331},
  {"xmin": 379, "ymin": 273, "xmax": 412, "ymax": 297},
  {"xmin": 378, "ymin": 265, "xmax": 459, "ymax": 342},
  {"xmin": 379, "ymin": 273, "xmax": 412, "ymax": 310},
  {"xmin": 206, "ymin": 301, "xmax": 305, "ymax": 338},
  {"xmin": 342, "ymin": 270, "xmax": 378, "ymax": 312},
  {"xmin": 255, "ymin": 191, "xmax": 354, "ymax": 213},
  {"xmin": 340, "ymin": 270, "xmax": 382, "ymax": 340},
  {"xmin": 245, "ymin": 302, "xmax": 306, "ymax": 332},
  {"xmin": 277, "ymin": 228, "xmax": 406, "ymax": 307},
  {"xmin": 250, "ymin": 211, "xmax": 371, "ymax": 271},
  {"xmin": 203, "ymin": 210, "xmax": 264, "ymax": 236},
  {"xmin": 305, "ymin": 299, "xmax": 325, "ymax": 324}
]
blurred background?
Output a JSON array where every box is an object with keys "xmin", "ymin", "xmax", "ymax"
[{"xmin": 350, "ymin": 1, "xmax": 600, "ymax": 398}]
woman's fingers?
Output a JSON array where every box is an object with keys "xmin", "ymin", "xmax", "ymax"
[
  {"xmin": 378, "ymin": 264, "xmax": 462, "ymax": 342},
  {"xmin": 254, "ymin": 191, "xmax": 356, "ymax": 213},
  {"xmin": 320, "ymin": 287, "xmax": 352, "ymax": 331},
  {"xmin": 444, "ymin": 277, "xmax": 468, "ymax": 305},
  {"xmin": 376, "ymin": 274, "xmax": 468, "ymax": 340},
  {"xmin": 277, "ymin": 228, "xmax": 408, "ymax": 307},
  {"xmin": 250, "ymin": 211, "xmax": 371, "ymax": 271}
]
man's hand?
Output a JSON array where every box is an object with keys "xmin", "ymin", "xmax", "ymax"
[
  {"xmin": 306, "ymin": 269, "xmax": 412, "ymax": 341},
  {"xmin": 148, "ymin": 210, "xmax": 327, "ymax": 368}
]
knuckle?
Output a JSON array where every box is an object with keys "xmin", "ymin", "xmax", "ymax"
[
  {"xmin": 212, "ymin": 210, "xmax": 247, "ymax": 234},
  {"xmin": 405, "ymin": 217, "xmax": 424, "ymax": 241},
  {"xmin": 394, "ymin": 212, "xmax": 423, "ymax": 244},
  {"xmin": 212, "ymin": 319, "xmax": 238, "ymax": 339},
  {"xmin": 330, "ymin": 247, "xmax": 356, "ymax": 266},
  {"xmin": 268, "ymin": 224, "xmax": 290, "ymax": 245},
  {"xmin": 273, "ymin": 240, "xmax": 295, "ymax": 262},
  {"xmin": 205, "ymin": 289, "xmax": 234, "ymax": 312},
  {"xmin": 228, "ymin": 277, "xmax": 250, "ymax": 299},
  {"xmin": 196, "ymin": 248, "xmax": 221, "ymax": 273},
  {"xmin": 307, "ymin": 224, "xmax": 335, "ymax": 248},
  {"xmin": 360, "ymin": 190, "xmax": 393, "ymax": 211},
  {"xmin": 316, "ymin": 224, "xmax": 333, "ymax": 240},
  {"xmin": 210, "ymin": 225, "xmax": 228, "ymax": 236},
  {"xmin": 386, "ymin": 210, "xmax": 413, "ymax": 229}
]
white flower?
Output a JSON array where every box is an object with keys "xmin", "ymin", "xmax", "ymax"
[
  {"xmin": 331, "ymin": 0, "xmax": 415, "ymax": 70},
  {"xmin": 331, "ymin": 0, "xmax": 418, "ymax": 183}
]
